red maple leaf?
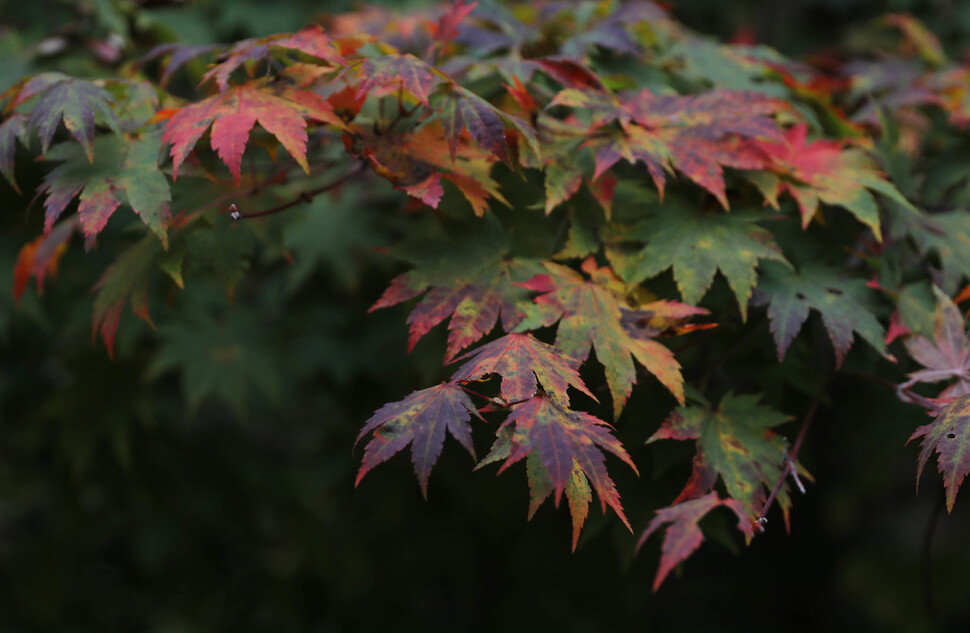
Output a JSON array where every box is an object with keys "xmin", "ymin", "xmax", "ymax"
[
  {"xmin": 13, "ymin": 218, "xmax": 77, "ymax": 301},
  {"xmin": 636, "ymin": 492, "xmax": 755, "ymax": 591},
  {"xmin": 162, "ymin": 80, "xmax": 346, "ymax": 184}
]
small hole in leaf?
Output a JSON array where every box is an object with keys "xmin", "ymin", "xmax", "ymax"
[
  {"xmin": 795, "ymin": 292, "xmax": 806, "ymax": 300},
  {"xmin": 826, "ymin": 287, "xmax": 843, "ymax": 295},
  {"xmin": 947, "ymin": 433, "xmax": 956, "ymax": 439}
]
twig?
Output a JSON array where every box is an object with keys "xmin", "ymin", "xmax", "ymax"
[
  {"xmin": 231, "ymin": 161, "xmax": 366, "ymax": 220},
  {"xmin": 758, "ymin": 395, "xmax": 819, "ymax": 527}
]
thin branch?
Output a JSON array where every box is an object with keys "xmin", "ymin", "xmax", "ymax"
[
  {"xmin": 231, "ymin": 161, "xmax": 366, "ymax": 220},
  {"xmin": 758, "ymin": 395, "xmax": 820, "ymax": 527}
]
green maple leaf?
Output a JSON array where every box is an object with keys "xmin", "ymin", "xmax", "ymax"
[
  {"xmin": 754, "ymin": 262, "xmax": 886, "ymax": 366},
  {"xmin": 355, "ymin": 382, "xmax": 480, "ymax": 497},
  {"xmin": 147, "ymin": 291, "xmax": 284, "ymax": 417},
  {"xmin": 912, "ymin": 211, "xmax": 970, "ymax": 293},
  {"xmin": 648, "ymin": 393, "xmax": 793, "ymax": 517},
  {"xmin": 626, "ymin": 202, "xmax": 788, "ymax": 319},
  {"xmin": 39, "ymin": 131, "xmax": 171, "ymax": 248},
  {"xmin": 909, "ymin": 393, "xmax": 970, "ymax": 513}
]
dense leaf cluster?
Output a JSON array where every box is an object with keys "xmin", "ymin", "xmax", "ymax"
[{"xmin": 5, "ymin": 0, "xmax": 970, "ymax": 594}]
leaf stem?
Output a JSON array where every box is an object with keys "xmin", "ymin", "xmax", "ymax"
[{"xmin": 232, "ymin": 161, "xmax": 366, "ymax": 220}]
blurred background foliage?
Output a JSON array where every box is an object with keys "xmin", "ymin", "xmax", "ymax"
[{"xmin": 1, "ymin": 0, "xmax": 970, "ymax": 631}]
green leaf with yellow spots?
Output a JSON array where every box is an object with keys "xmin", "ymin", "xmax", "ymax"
[
  {"xmin": 647, "ymin": 393, "xmax": 793, "ymax": 518},
  {"xmin": 626, "ymin": 202, "xmax": 788, "ymax": 319}
]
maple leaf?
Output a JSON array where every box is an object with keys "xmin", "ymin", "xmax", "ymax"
[
  {"xmin": 352, "ymin": 120, "xmax": 509, "ymax": 215},
  {"xmin": 909, "ymin": 393, "xmax": 970, "ymax": 513},
  {"xmin": 636, "ymin": 492, "xmax": 754, "ymax": 591},
  {"xmin": 162, "ymin": 80, "xmax": 346, "ymax": 185},
  {"xmin": 0, "ymin": 113, "xmax": 27, "ymax": 192},
  {"xmin": 39, "ymin": 132, "xmax": 171, "ymax": 248},
  {"xmin": 450, "ymin": 332, "xmax": 595, "ymax": 405},
  {"xmin": 554, "ymin": 88, "xmax": 782, "ymax": 207},
  {"xmin": 526, "ymin": 452, "xmax": 592, "ymax": 551},
  {"xmin": 354, "ymin": 54, "xmax": 442, "ymax": 107},
  {"xmin": 13, "ymin": 218, "xmax": 78, "ymax": 301},
  {"xmin": 517, "ymin": 257, "xmax": 686, "ymax": 417},
  {"xmin": 369, "ymin": 219, "xmax": 542, "ymax": 361},
  {"xmin": 429, "ymin": 0, "xmax": 478, "ymax": 50},
  {"xmin": 626, "ymin": 202, "xmax": 789, "ymax": 319},
  {"xmin": 911, "ymin": 211, "xmax": 970, "ymax": 292},
  {"xmin": 647, "ymin": 393, "xmax": 793, "ymax": 518},
  {"xmin": 900, "ymin": 288, "xmax": 970, "ymax": 400},
  {"xmin": 92, "ymin": 233, "xmax": 166, "ymax": 357},
  {"xmin": 12, "ymin": 72, "xmax": 121, "ymax": 161},
  {"xmin": 492, "ymin": 394, "xmax": 637, "ymax": 529},
  {"xmin": 754, "ymin": 262, "xmax": 886, "ymax": 366},
  {"xmin": 194, "ymin": 25, "xmax": 349, "ymax": 93},
  {"xmin": 355, "ymin": 382, "xmax": 480, "ymax": 497},
  {"xmin": 749, "ymin": 123, "xmax": 917, "ymax": 241}
]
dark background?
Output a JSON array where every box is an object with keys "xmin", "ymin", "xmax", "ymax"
[{"xmin": 1, "ymin": 1, "xmax": 969, "ymax": 631}]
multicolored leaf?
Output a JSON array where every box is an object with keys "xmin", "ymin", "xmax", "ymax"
[
  {"xmin": 12, "ymin": 72, "xmax": 120, "ymax": 160},
  {"xmin": 636, "ymin": 492, "xmax": 754, "ymax": 591},
  {"xmin": 554, "ymin": 88, "xmax": 782, "ymax": 207},
  {"xmin": 38, "ymin": 132, "xmax": 171, "ymax": 248},
  {"xmin": 909, "ymin": 393, "xmax": 970, "ymax": 513},
  {"xmin": 750, "ymin": 123, "xmax": 917, "ymax": 241},
  {"xmin": 355, "ymin": 54, "xmax": 442, "ymax": 106},
  {"xmin": 901, "ymin": 288, "xmax": 970, "ymax": 400},
  {"xmin": 13, "ymin": 218, "xmax": 78, "ymax": 300},
  {"xmin": 526, "ymin": 451, "xmax": 592, "ymax": 551},
  {"xmin": 450, "ymin": 332, "xmax": 595, "ymax": 405},
  {"xmin": 355, "ymin": 382, "xmax": 480, "ymax": 497},
  {"xmin": 517, "ymin": 257, "xmax": 686, "ymax": 416},
  {"xmin": 369, "ymin": 219, "xmax": 541, "ymax": 361},
  {"xmin": 353, "ymin": 120, "xmax": 509, "ymax": 215},
  {"xmin": 647, "ymin": 393, "xmax": 793, "ymax": 517},
  {"xmin": 92, "ymin": 233, "xmax": 166, "ymax": 357},
  {"xmin": 492, "ymin": 394, "xmax": 637, "ymax": 529}
]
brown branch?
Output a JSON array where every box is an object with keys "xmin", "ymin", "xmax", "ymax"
[
  {"xmin": 231, "ymin": 161, "xmax": 366, "ymax": 220},
  {"xmin": 758, "ymin": 395, "xmax": 820, "ymax": 527}
]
